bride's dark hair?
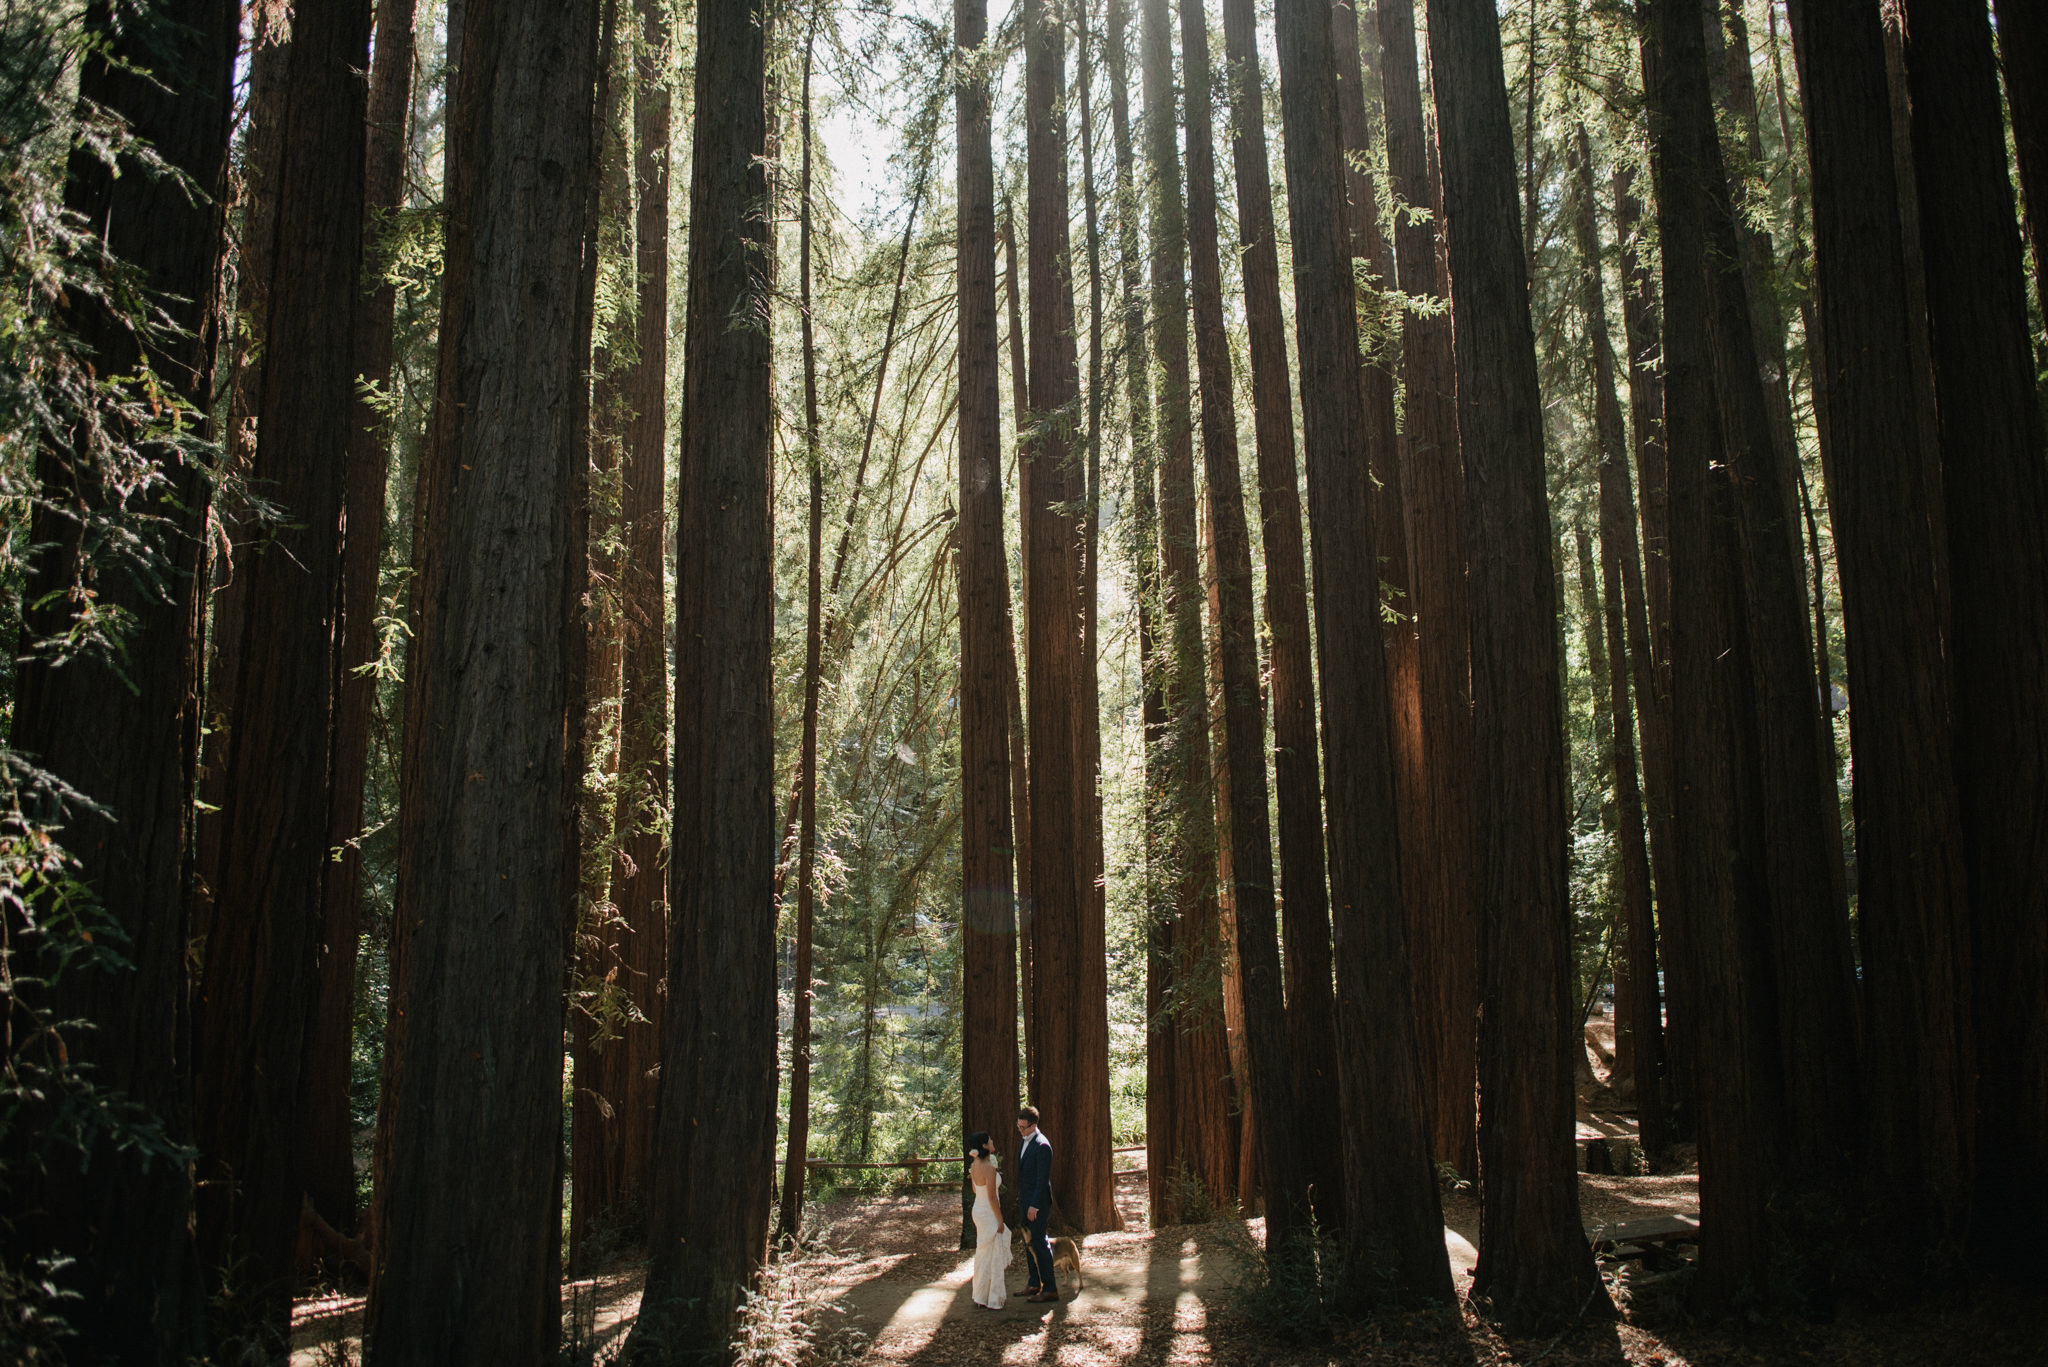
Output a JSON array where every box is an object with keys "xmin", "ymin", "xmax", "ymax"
[{"xmin": 965, "ymin": 1130, "xmax": 992, "ymax": 1160}]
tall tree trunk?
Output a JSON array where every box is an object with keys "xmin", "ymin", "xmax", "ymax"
[
  {"xmin": 366, "ymin": 3, "xmax": 471, "ymax": 1299},
  {"xmin": 362, "ymin": 0, "xmax": 601, "ymax": 1351},
  {"xmin": 1276, "ymin": 0, "xmax": 1449, "ymax": 1305},
  {"xmin": 1900, "ymin": 0, "xmax": 2048, "ymax": 1271},
  {"xmin": 1696, "ymin": 0, "xmax": 1868, "ymax": 1202},
  {"xmin": 196, "ymin": 20, "xmax": 289, "ymax": 937},
  {"xmin": 626, "ymin": 0, "xmax": 778, "ymax": 1344},
  {"xmin": 955, "ymin": 0, "xmax": 1020, "ymax": 1250},
  {"xmin": 1105, "ymin": 0, "xmax": 1169, "ymax": 1200},
  {"xmin": 1611, "ymin": 166, "xmax": 1692, "ymax": 1136},
  {"xmin": 1566, "ymin": 128, "xmax": 1664, "ymax": 1161},
  {"xmin": 1025, "ymin": 0, "xmax": 1122, "ymax": 1234},
  {"xmin": 1181, "ymin": 0, "xmax": 1295, "ymax": 1240},
  {"xmin": 568, "ymin": 3, "xmax": 633, "ymax": 1268},
  {"xmin": 302, "ymin": 0, "xmax": 417, "ymax": 1248},
  {"xmin": 1338, "ymin": 8, "xmax": 1431, "ymax": 1180},
  {"xmin": 610, "ymin": 0, "xmax": 675, "ymax": 1227},
  {"xmin": 625, "ymin": 0, "xmax": 778, "ymax": 1350},
  {"xmin": 4, "ymin": 0, "xmax": 236, "ymax": 1355},
  {"xmin": 1645, "ymin": 0, "xmax": 1775, "ymax": 1311},
  {"xmin": 194, "ymin": 0, "xmax": 373, "ymax": 1335},
  {"xmin": 1702, "ymin": 0, "xmax": 1809, "ymax": 567},
  {"xmin": 1139, "ymin": 0, "xmax": 1235, "ymax": 1223},
  {"xmin": 783, "ymin": 28, "xmax": 829, "ymax": 1253},
  {"xmin": 1222, "ymin": 0, "xmax": 1337, "ymax": 1227},
  {"xmin": 1791, "ymin": 0, "xmax": 1975, "ymax": 1274},
  {"xmin": 1002, "ymin": 204, "xmax": 1040, "ymax": 1107},
  {"xmin": 1074, "ymin": 0, "xmax": 1109, "ymax": 1137},
  {"xmin": 1424, "ymin": 0, "xmax": 1606, "ymax": 1329},
  {"xmin": 1375, "ymin": 0, "xmax": 1477, "ymax": 1181}
]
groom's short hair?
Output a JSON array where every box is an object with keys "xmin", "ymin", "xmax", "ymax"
[{"xmin": 1017, "ymin": 1105, "xmax": 1040, "ymax": 1125}]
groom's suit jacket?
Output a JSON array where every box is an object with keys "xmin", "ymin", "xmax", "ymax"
[{"xmin": 1017, "ymin": 1129, "xmax": 1053, "ymax": 1213}]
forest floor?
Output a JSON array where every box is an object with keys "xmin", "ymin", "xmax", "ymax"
[{"xmin": 289, "ymin": 1022, "xmax": 2048, "ymax": 1366}]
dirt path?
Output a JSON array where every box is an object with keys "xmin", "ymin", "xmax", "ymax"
[{"xmin": 291, "ymin": 1148, "xmax": 2044, "ymax": 1367}]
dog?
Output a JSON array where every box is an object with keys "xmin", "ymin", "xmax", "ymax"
[{"xmin": 1052, "ymin": 1234, "xmax": 1084, "ymax": 1295}]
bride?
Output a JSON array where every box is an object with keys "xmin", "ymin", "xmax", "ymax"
[{"xmin": 966, "ymin": 1131, "xmax": 1011, "ymax": 1309}]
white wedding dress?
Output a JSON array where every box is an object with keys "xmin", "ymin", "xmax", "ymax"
[{"xmin": 970, "ymin": 1166, "xmax": 1011, "ymax": 1308}]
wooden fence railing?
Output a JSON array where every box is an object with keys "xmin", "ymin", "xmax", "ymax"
[{"xmin": 802, "ymin": 1144, "xmax": 1147, "ymax": 1186}]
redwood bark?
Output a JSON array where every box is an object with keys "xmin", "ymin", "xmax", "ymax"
[
  {"xmin": 624, "ymin": 0, "xmax": 779, "ymax": 1350},
  {"xmin": 1566, "ymin": 128, "xmax": 1664, "ymax": 1162},
  {"xmin": 1702, "ymin": 0, "xmax": 1808, "ymax": 565},
  {"xmin": 1611, "ymin": 168, "xmax": 1691, "ymax": 1134},
  {"xmin": 1181, "ymin": 0, "xmax": 1298, "ymax": 1242},
  {"xmin": 1075, "ymin": 0, "xmax": 1109, "ymax": 1116},
  {"xmin": 1025, "ymin": 0, "xmax": 1121, "ymax": 1233},
  {"xmin": 1105, "ymin": 0, "xmax": 1171, "ymax": 1203},
  {"xmin": 568, "ymin": 5, "xmax": 632, "ymax": 1267},
  {"xmin": 1140, "ymin": 0, "xmax": 1236, "ymax": 1223},
  {"xmin": 1002, "ymin": 205, "xmax": 1040, "ymax": 1105},
  {"xmin": 1900, "ymin": 0, "xmax": 2048, "ymax": 1269},
  {"xmin": 1221, "ymin": 0, "xmax": 1340, "ymax": 1224},
  {"xmin": 1375, "ymin": 0, "xmax": 1477, "ymax": 1180},
  {"xmin": 304, "ymin": 0, "xmax": 417, "ymax": 1246},
  {"xmin": 610, "ymin": 0, "xmax": 674, "ymax": 1223},
  {"xmin": 195, "ymin": 0, "xmax": 373, "ymax": 1333},
  {"xmin": 361, "ymin": 0, "xmax": 600, "ymax": 1354},
  {"xmin": 1341, "ymin": 0, "xmax": 1434, "ymax": 1195},
  {"xmin": 956, "ymin": 0, "xmax": 1021, "ymax": 1247},
  {"xmin": 784, "ymin": 31, "xmax": 829, "ymax": 1252},
  {"xmin": 1691, "ymin": 0, "xmax": 1865, "ymax": 1198},
  {"xmin": 4, "ymin": 0, "xmax": 235, "ymax": 1355},
  {"xmin": 1647, "ymin": 0, "xmax": 1775, "ymax": 1311},
  {"xmin": 1424, "ymin": 0, "xmax": 1607, "ymax": 1328},
  {"xmin": 1790, "ymin": 0, "xmax": 1971, "ymax": 1271},
  {"xmin": 1277, "ymin": 0, "xmax": 1449, "ymax": 1304}
]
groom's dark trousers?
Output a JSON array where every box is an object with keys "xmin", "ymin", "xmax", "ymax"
[{"xmin": 1026, "ymin": 1207, "xmax": 1056, "ymax": 1293}]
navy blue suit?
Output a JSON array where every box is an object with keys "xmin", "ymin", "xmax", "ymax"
[{"xmin": 1017, "ymin": 1129, "xmax": 1056, "ymax": 1293}]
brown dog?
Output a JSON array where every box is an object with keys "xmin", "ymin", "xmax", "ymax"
[{"xmin": 1052, "ymin": 1235, "xmax": 1083, "ymax": 1295}]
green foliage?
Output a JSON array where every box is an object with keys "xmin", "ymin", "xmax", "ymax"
[
  {"xmin": 0, "ymin": 0, "xmax": 215, "ymax": 1290},
  {"xmin": 0, "ymin": 1252, "xmax": 78, "ymax": 1365}
]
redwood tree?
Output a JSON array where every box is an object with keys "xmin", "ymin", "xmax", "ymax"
[
  {"xmin": 1900, "ymin": 0, "xmax": 2048, "ymax": 1269},
  {"xmin": 1221, "ymin": 0, "xmax": 1341, "ymax": 1223},
  {"xmin": 195, "ymin": 0, "xmax": 372, "ymax": 1333},
  {"xmin": 1139, "ymin": 0, "xmax": 1236, "ymax": 1223},
  {"xmin": 623, "ymin": 0, "xmax": 780, "ymax": 1348},
  {"xmin": 1182, "ymin": 0, "xmax": 1306, "ymax": 1253},
  {"xmin": 1424, "ymin": 0, "xmax": 1606, "ymax": 1328},
  {"xmin": 1024, "ymin": 0, "xmax": 1120, "ymax": 1233},
  {"xmin": 609, "ymin": 0, "xmax": 676, "ymax": 1224},
  {"xmin": 303, "ymin": 0, "xmax": 416, "ymax": 1245},
  {"xmin": 1275, "ymin": 0, "xmax": 1449, "ymax": 1305},
  {"xmin": 1375, "ymin": 0, "xmax": 1477, "ymax": 1180},
  {"xmin": 1565, "ymin": 127, "xmax": 1664, "ymax": 1162},
  {"xmin": 784, "ymin": 28, "xmax": 829, "ymax": 1254},
  {"xmin": 361, "ymin": 0, "xmax": 600, "ymax": 1353},
  {"xmin": 955, "ymin": 0, "xmax": 1021, "ymax": 1244},
  {"xmin": 1692, "ymin": 0, "xmax": 1865, "ymax": 1199},
  {"xmin": 1647, "ymin": 0, "xmax": 1775, "ymax": 1310},
  {"xmin": 1787, "ymin": 0, "xmax": 1971, "ymax": 1277}
]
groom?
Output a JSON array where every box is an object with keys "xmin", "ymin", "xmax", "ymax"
[{"xmin": 1016, "ymin": 1106, "xmax": 1057, "ymax": 1302}]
